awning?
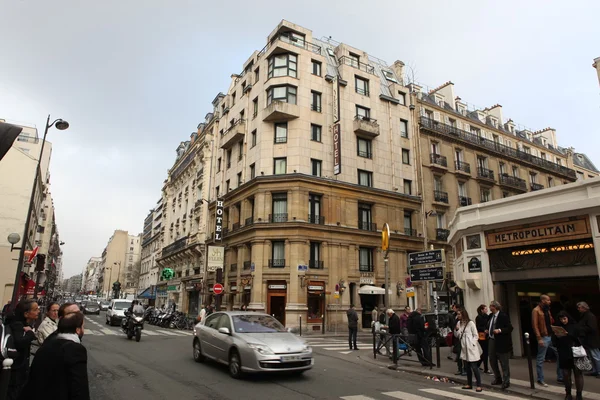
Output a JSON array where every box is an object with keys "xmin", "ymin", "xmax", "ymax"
[
  {"xmin": 358, "ymin": 285, "xmax": 386, "ymax": 295},
  {"xmin": 138, "ymin": 286, "xmax": 156, "ymax": 299}
]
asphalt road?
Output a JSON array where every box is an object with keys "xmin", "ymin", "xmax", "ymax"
[{"xmin": 83, "ymin": 313, "xmax": 526, "ymax": 400}]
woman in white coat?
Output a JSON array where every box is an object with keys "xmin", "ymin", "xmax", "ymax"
[{"xmin": 455, "ymin": 308, "xmax": 483, "ymax": 392}]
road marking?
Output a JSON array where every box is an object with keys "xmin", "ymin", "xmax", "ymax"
[
  {"xmin": 142, "ymin": 330, "xmax": 161, "ymax": 336},
  {"xmin": 510, "ymin": 379, "xmax": 600, "ymax": 400},
  {"xmin": 86, "ymin": 330, "xmax": 96, "ymax": 335},
  {"xmin": 340, "ymin": 396, "xmax": 376, "ymax": 400},
  {"xmin": 383, "ymin": 391, "xmax": 434, "ymax": 400},
  {"xmin": 156, "ymin": 329, "xmax": 185, "ymax": 336},
  {"xmin": 100, "ymin": 329, "xmax": 119, "ymax": 335},
  {"xmin": 339, "ymin": 351, "xmax": 353, "ymax": 355},
  {"xmin": 420, "ymin": 388, "xmax": 476, "ymax": 400},
  {"xmin": 450, "ymin": 387, "xmax": 524, "ymax": 400}
]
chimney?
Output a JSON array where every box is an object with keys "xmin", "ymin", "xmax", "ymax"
[{"xmin": 392, "ymin": 60, "xmax": 405, "ymax": 85}]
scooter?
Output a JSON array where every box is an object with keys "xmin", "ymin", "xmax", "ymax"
[{"xmin": 121, "ymin": 312, "xmax": 144, "ymax": 342}]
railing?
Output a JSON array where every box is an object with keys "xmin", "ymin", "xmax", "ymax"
[
  {"xmin": 309, "ymin": 260, "xmax": 324, "ymax": 269},
  {"xmin": 161, "ymin": 235, "xmax": 188, "ymax": 258},
  {"xmin": 338, "ymin": 56, "xmax": 375, "ymax": 75},
  {"xmin": 194, "ymin": 199, "xmax": 203, "ymax": 209},
  {"xmin": 243, "ymin": 261, "xmax": 252, "ymax": 270},
  {"xmin": 269, "ymin": 213, "xmax": 288, "ymax": 223},
  {"xmin": 458, "ymin": 196, "xmax": 473, "ymax": 207},
  {"xmin": 404, "ymin": 228, "xmax": 418, "ymax": 237},
  {"xmin": 258, "ymin": 32, "xmax": 322, "ymax": 57},
  {"xmin": 269, "ymin": 259, "xmax": 285, "ymax": 268},
  {"xmin": 359, "ymin": 264, "xmax": 374, "ymax": 272},
  {"xmin": 436, "ymin": 229, "xmax": 450, "ymax": 242},
  {"xmin": 356, "ymin": 88, "xmax": 370, "ymax": 96},
  {"xmin": 531, "ymin": 183, "xmax": 545, "ymax": 191},
  {"xmin": 274, "ymin": 136, "xmax": 287, "ymax": 144},
  {"xmin": 358, "ymin": 220, "xmax": 377, "ymax": 231},
  {"xmin": 430, "ymin": 153, "xmax": 447, "ymax": 167},
  {"xmin": 433, "ymin": 190, "xmax": 449, "ymax": 203},
  {"xmin": 455, "ymin": 160, "xmax": 471, "ymax": 174},
  {"xmin": 308, "ymin": 214, "xmax": 325, "ymax": 224},
  {"xmin": 232, "ymin": 222, "xmax": 240, "ymax": 231},
  {"xmin": 420, "ymin": 117, "xmax": 577, "ymax": 179},
  {"xmin": 358, "ymin": 150, "xmax": 372, "ymax": 159},
  {"xmin": 311, "ymin": 104, "xmax": 322, "ymax": 112},
  {"xmin": 477, "ymin": 167, "xmax": 495, "ymax": 181},
  {"xmin": 245, "ymin": 217, "xmax": 254, "ymax": 226},
  {"xmin": 355, "ymin": 115, "xmax": 377, "ymax": 124},
  {"xmin": 499, "ymin": 174, "xmax": 527, "ymax": 190},
  {"xmin": 230, "ymin": 263, "xmax": 238, "ymax": 272}
]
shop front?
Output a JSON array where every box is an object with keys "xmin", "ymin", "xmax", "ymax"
[
  {"xmin": 240, "ymin": 277, "xmax": 252, "ymax": 308},
  {"xmin": 267, "ymin": 280, "xmax": 287, "ymax": 325},
  {"xmin": 307, "ymin": 281, "xmax": 325, "ymax": 325},
  {"xmin": 155, "ymin": 284, "xmax": 167, "ymax": 308},
  {"xmin": 167, "ymin": 283, "xmax": 180, "ymax": 310},
  {"xmin": 185, "ymin": 279, "xmax": 202, "ymax": 316},
  {"xmin": 449, "ymin": 178, "xmax": 600, "ymax": 356}
]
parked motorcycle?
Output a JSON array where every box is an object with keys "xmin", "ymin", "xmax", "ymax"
[{"xmin": 121, "ymin": 311, "xmax": 144, "ymax": 342}]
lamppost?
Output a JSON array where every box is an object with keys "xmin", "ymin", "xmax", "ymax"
[{"xmin": 7, "ymin": 115, "xmax": 69, "ymax": 309}]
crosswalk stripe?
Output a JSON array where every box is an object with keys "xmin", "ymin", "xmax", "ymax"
[
  {"xmin": 142, "ymin": 330, "xmax": 161, "ymax": 336},
  {"xmin": 383, "ymin": 391, "xmax": 433, "ymax": 400},
  {"xmin": 156, "ymin": 329, "xmax": 185, "ymax": 336},
  {"xmin": 324, "ymin": 347, "xmax": 356, "ymax": 351},
  {"xmin": 340, "ymin": 396, "xmax": 376, "ymax": 400},
  {"xmin": 511, "ymin": 379, "xmax": 600, "ymax": 400},
  {"xmin": 86, "ymin": 330, "xmax": 96, "ymax": 335},
  {"xmin": 100, "ymin": 328, "xmax": 119, "ymax": 335},
  {"xmin": 449, "ymin": 387, "xmax": 523, "ymax": 400},
  {"xmin": 421, "ymin": 388, "xmax": 476, "ymax": 400}
]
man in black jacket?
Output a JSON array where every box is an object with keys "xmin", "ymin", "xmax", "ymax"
[
  {"xmin": 487, "ymin": 300, "xmax": 513, "ymax": 389},
  {"xmin": 20, "ymin": 311, "xmax": 90, "ymax": 400},
  {"xmin": 407, "ymin": 308, "xmax": 431, "ymax": 366},
  {"xmin": 576, "ymin": 302, "xmax": 600, "ymax": 376},
  {"xmin": 347, "ymin": 304, "xmax": 359, "ymax": 350}
]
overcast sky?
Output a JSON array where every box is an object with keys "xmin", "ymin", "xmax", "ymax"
[{"xmin": 1, "ymin": 0, "xmax": 599, "ymax": 279}]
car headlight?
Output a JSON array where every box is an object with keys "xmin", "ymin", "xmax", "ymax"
[
  {"xmin": 303, "ymin": 345, "xmax": 311, "ymax": 352},
  {"xmin": 248, "ymin": 343, "xmax": 274, "ymax": 355},
  {"xmin": 134, "ymin": 317, "xmax": 144, "ymax": 322}
]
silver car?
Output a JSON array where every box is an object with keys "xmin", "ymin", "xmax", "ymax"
[{"xmin": 192, "ymin": 312, "xmax": 313, "ymax": 378}]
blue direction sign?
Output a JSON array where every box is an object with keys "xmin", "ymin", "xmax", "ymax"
[
  {"xmin": 410, "ymin": 267, "xmax": 444, "ymax": 282},
  {"xmin": 408, "ymin": 249, "xmax": 444, "ymax": 267}
]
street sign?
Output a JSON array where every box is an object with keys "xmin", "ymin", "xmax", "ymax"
[
  {"xmin": 410, "ymin": 266, "xmax": 444, "ymax": 281},
  {"xmin": 468, "ymin": 257, "xmax": 482, "ymax": 273},
  {"xmin": 408, "ymin": 249, "xmax": 445, "ymax": 267},
  {"xmin": 406, "ymin": 287, "xmax": 415, "ymax": 298},
  {"xmin": 213, "ymin": 283, "xmax": 224, "ymax": 295}
]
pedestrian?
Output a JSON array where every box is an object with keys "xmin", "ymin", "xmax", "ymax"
[
  {"xmin": 36, "ymin": 301, "xmax": 59, "ymax": 345},
  {"xmin": 475, "ymin": 304, "xmax": 491, "ymax": 375},
  {"xmin": 196, "ymin": 304, "xmax": 207, "ymax": 323},
  {"xmin": 532, "ymin": 294, "xmax": 563, "ymax": 386},
  {"xmin": 347, "ymin": 304, "xmax": 359, "ymax": 350},
  {"xmin": 487, "ymin": 300, "xmax": 513, "ymax": 390},
  {"xmin": 408, "ymin": 307, "xmax": 431, "ymax": 366},
  {"xmin": 371, "ymin": 307, "xmax": 378, "ymax": 329},
  {"xmin": 552, "ymin": 311, "xmax": 584, "ymax": 400},
  {"xmin": 19, "ymin": 311, "xmax": 90, "ymax": 400},
  {"xmin": 5, "ymin": 299, "xmax": 40, "ymax": 400},
  {"xmin": 43, "ymin": 302, "xmax": 81, "ymax": 346},
  {"xmin": 400, "ymin": 306, "xmax": 411, "ymax": 337},
  {"xmin": 575, "ymin": 301, "xmax": 600, "ymax": 376},
  {"xmin": 455, "ymin": 308, "xmax": 483, "ymax": 392}
]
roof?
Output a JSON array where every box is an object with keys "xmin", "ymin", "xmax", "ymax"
[{"xmin": 573, "ymin": 153, "xmax": 599, "ymax": 173}]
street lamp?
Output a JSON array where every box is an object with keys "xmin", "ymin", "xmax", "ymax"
[
  {"xmin": 8, "ymin": 115, "xmax": 69, "ymax": 310},
  {"xmin": 7, "ymin": 233, "xmax": 21, "ymax": 252}
]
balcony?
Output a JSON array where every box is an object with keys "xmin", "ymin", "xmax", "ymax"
[
  {"xmin": 433, "ymin": 190, "xmax": 449, "ymax": 204},
  {"xmin": 531, "ymin": 183, "xmax": 545, "ymax": 191},
  {"xmin": 338, "ymin": 56, "xmax": 375, "ymax": 75},
  {"xmin": 458, "ymin": 196, "xmax": 473, "ymax": 207},
  {"xmin": 455, "ymin": 160, "xmax": 471, "ymax": 175},
  {"xmin": 269, "ymin": 259, "xmax": 285, "ymax": 268},
  {"xmin": 353, "ymin": 115, "xmax": 380, "ymax": 138},
  {"xmin": 436, "ymin": 229, "xmax": 450, "ymax": 242},
  {"xmin": 309, "ymin": 260, "xmax": 324, "ymax": 269},
  {"xmin": 232, "ymin": 222, "xmax": 241, "ymax": 231},
  {"xmin": 430, "ymin": 153, "xmax": 448, "ymax": 169},
  {"xmin": 499, "ymin": 174, "xmax": 527, "ymax": 192},
  {"xmin": 404, "ymin": 228, "xmax": 418, "ymax": 237},
  {"xmin": 260, "ymin": 32, "xmax": 322, "ymax": 59},
  {"xmin": 358, "ymin": 220, "xmax": 377, "ymax": 232},
  {"xmin": 243, "ymin": 261, "xmax": 252, "ymax": 270},
  {"xmin": 311, "ymin": 104, "xmax": 322, "ymax": 113},
  {"xmin": 161, "ymin": 235, "xmax": 188, "ymax": 258},
  {"xmin": 230, "ymin": 263, "xmax": 238, "ymax": 272},
  {"xmin": 263, "ymin": 101, "xmax": 300, "ymax": 122},
  {"xmin": 245, "ymin": 217, "xmax": 254, "ymax": 226},
  {"xmin": 308, "ymin": 214, "xmax": 325, "ymax": 224},
  {"xmin": 477, "ymin": 167, "xmax": 495, "ymax": 182},
  {"xmin": 269, "ymin": 213, "xmax": 288, "ymax": 223},
  {"xmin": 419, "ymin": 116, "xmax": 577, "ymax": 180}
]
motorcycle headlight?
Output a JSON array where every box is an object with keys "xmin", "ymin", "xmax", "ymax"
[
  {"xmin": 134, "ymin": 317, "xmax": 144, "ymax": 322},
  {"xmin": 248, "ymin": 343, "xmax": 274, "ymax": 355}
]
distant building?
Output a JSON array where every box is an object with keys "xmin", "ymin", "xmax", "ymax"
[
  {"xmin": 97, "ymin": 230, "xmax": 140, "ymax": 299},
  {"xmin": 82, "ymin": 257, "xmax": 102, "ymax": 294}
]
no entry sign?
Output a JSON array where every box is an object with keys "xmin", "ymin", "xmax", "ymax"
[{"xmin": 213, "ymin": 283, "xmax": 224, "ymax": 295}]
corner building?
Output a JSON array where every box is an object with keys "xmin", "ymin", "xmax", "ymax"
[{"xmin": 205, "ymin": 20, "xmax": 424, "ymax": 330}]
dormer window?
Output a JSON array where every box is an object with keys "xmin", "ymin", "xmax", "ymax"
[
  {"xmin": 382, "ymin": 70, "xmax": 398, "ymax": 83},
  {"xmin": 490, "ymin": 118, "xmax": 498, "ymax": 128},
  {"xmin": 326, "ymin": 48, "xmax": 335, "ymax": 58}
]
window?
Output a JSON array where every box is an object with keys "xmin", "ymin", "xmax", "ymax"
[
  {"xmin": 548, "ymin": 176, "xmax": 554, "ymax": 187},
  {"xmin": 398, "ymin": 91, "xmax": 406, "ymax": 106},
  {"xmin": 311, "ymin": 124, "xmax": 322, "ymax": 142},
  {"xmin": 251, "ymin": 130, "xmax": 257, "ymax": 148},
  {"xmin": 403, "ymin": 179, "xmax": 412, "ymax": 195},
  {"xmin": 359, "ymin": 247, "xmax": 373, "ymax": 272},
  {"xmin": 402, "ymin": 149, "xmax": 410, "ymax": 164},
  {"xmin": 130, "ymin": 247, "xmax": 134, "ymax": 251},
  {"xmin": 268, "ymin": 53, "xmax": 297, "ymax": 78},
  {"xmin": 499, "ymin": 162, "xmax": 506, "ymax": 176},
  {"xmin": 226, "ymin": 149, "xmax": 232, "ymax": 168},
  {"xmin": 215, "ymin": 186, "xmax": 220, "ymax": 198},
  {"xmin": 481, "ymin": 187, "xmax": 491, "ymax": 203},
  {"xmin": 356, "ymin": 105, "xmax": 370, "ymax": 119},
  {"xmin": 436, "ymin": 213, "xmax": 446, "ymax": 229},
  {"xmin": 311, "ymin": 159, "xmax": 322, "ymax": 177},
  {"xmin": 254, "ymin": 67, "xmax": 260, "ymax": 82},
  {"xmin": 274, "ymin": 122, "xmax": 288, "ymax": 143},
  {"xmin": 358, "ymin": 169, "xmax": 373, "ymax": 187},
  {"xmin": 349, "ymin": 52, "xmax": 360, "ymax": 67},
  {"xmin": 226, "ymin": 180, "xmax": 230, "ymax": 192},
  {"xmin": 272, "ymin": 193, "xmax": 287, "ymax": 222},
  {"xmin": 311, "ymin": 60, "xmax": 321, "ymax": 76},
  {"xmin": 512, "ymin": 166, "xmax": 519, "ymax": 178},
  {"xmin": 400, "ymin": 119, "xmax": 408, "ymax": 138},
  {"xmin": 237, "ymin": 172, "xmax": 242, "ymax": 187},
  {"xmin": 267, "ymin": 85, "xmax": 297, "ymax": 105},
  {"xmin": 249, "ymin": 163, "xmax": 256, "ymax": 179},
  {"xmin": 382, "ymin": 70, "xmax": 398, "ymax": 83},
  {"xmin": 311, "ymin": 91, "xmax": 322, "ymax": 112},
  {"xmin": 458, "ymin": 182, "xmax": 467, "ymax": 197},
  {"xmin": 434, "ymin": 176, "xmax": 443, "ymax": 192},
  {"xmin": 477, "ymin": 156, "xmax": 488, "ymax": 170},
  {"xmin": 355, "ymin": 76, "xmax": 369, "ymax": 96},
  {"xmin": 238, "ymin": 141, "xmax": 243, "ymax": 160},
  {"xmin": 309, "ymin": 194, "xmax": 321, "ymax": 222},
  {"xmin": 529, "ymin": 172, "xmax": 538, "ymax": 184},
  {"xmin": 217, "ymin": 157, "xmax": 222, "ymax": 172},
  {"xmin": 231, "ymin": 92, "xmax": 236, "ymax": 106},
  {"xmin": 577, "ymin": 171, "xmax": 584, "ymax": 181},
  {"xmin": 310, "ymin": 242, "xmax": 321, "ymax": 264},
  {"xmin": 271, "ymin": 241, "xmax": 285, "ymax": 267},
  {"xmin": 404, "ymin": 211, "xmax": 412, "ymax": 231},
  {"xmin": 357, "ymin": 138, "xmax": 372, "ymax": 158},
  {"xmin": 431, "ymin": 141, "xmax": 440, "ymax": 155},
  {"xmin": 358, "ymin": 203, "xmax": 372, "ymax": 231},
  {"xmin": 252, "ymin": 98, "xmax": 258, "ymax": 118},
  {"xmin": 274, "ymin": 157, "xmax": 287, "ymax": 175}
]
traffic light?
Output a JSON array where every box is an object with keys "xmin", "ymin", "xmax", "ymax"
[
  {"xmin": 112, "ymin": 281, "xmax": 121, "ymax": 292},
  {"xmin": 35, "ymin": 254, "xmax": 46, "ymax": 272}
]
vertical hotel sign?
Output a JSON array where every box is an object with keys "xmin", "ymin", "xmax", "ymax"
[
  {"xmin": 214, "ymin": 200, "xmax": 224, "ymax": 241},
  {"xmin": 332, "ymin": 75, "xmax": 341, "ymax": 175}
]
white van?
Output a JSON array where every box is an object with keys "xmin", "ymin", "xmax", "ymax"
[{"xmin": 106, "ymin": 299, "xmax": 132, "ymax": 326}]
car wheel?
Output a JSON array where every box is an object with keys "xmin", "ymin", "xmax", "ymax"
[
  {"xmin": 193, "ymin": 338, "xmax": 205, "ymax": 363},
  {"xmin": 228, "ymin": 349, "xmax": 243, "ymax": 379}
]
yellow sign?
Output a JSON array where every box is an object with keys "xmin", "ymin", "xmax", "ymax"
[
  {"xmin": 407, "ymin": 292, "xmax": 415, "ymax": 298},
  {"xmin": 382, "ymin": 223, "xmax": 390, "ymax": 252},
  {"xmin": 334, "ymin": 294, "xmax": 340, "ymax": 299}
]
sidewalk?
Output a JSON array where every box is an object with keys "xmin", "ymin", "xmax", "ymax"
[{"xmin": 359, "ymin": 347, "xmax": 600, "ymax": 400}]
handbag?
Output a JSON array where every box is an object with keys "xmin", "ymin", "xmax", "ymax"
[
  {"xmin": 575, "ymin": 356, "xmax": 593, "ymax": 371},
  {"xmin": 572, "ymin": 345, "xmax": 587, "ymax": 358},
  {"xmin": 478, "ymin": 332, "xmax": 486, "ymax": 341}
]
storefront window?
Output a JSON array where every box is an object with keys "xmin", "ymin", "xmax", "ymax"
[{"xmin": 307, "ymin": 294, "xmax": 323, "ymax": 322}]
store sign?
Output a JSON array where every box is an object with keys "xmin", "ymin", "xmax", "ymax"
[
  {"xmin": 486, "ymin": 216, "xmax": 591, "ymax": 249},
  {"xmin": 167, "ymin": 285, "xmax": 179, "ymax": 292},
  {"xmin": 244, "ymin": 285, "xmax": 251, "ymax": 290},
  {"xmin": 207, "ymin": 246, "xmax": 224, "ymax": 272},
  {"xmin": 230, "ymin": 286, "xmax": 238, "ymax": 291},
  {"xmin": 308, "ymin": 285, "xmax": 324, "ymax": 291},
  {"xmin": 359, "ymin": 277, "xmax": 374, "ymax": 285},
  {"xmin": 214, "ymin": 200, "xmax": 224, "ymax": 241},
  {"xmin": 268, "ymin": 284, "xmax": 286, "ymax": 290},
  {"xmin": 333, "ymin": 123, "xmax": 341, "ymax": 175},
  {"xmin": 468, "ymin": 257, "xmax": 482, "ymax": 273},
  {"xmin": 406, "ymin": 287, "xmax": 415, "ymax": 298}
]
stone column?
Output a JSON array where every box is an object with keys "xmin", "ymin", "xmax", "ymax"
[
  {"xmin": 248, "ymin": 240, "xmax": 266, "ymax": 312},
  {"xmin": 286, "ymin": 239, "xmax": 308, "ymax": 329}
]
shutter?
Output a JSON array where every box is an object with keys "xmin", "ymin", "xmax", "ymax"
[
  {"xmin": 420, "ymin": 107, "xmax": 425, "ymax": 117},
  {"xmin": 456, "ymin": 121, "xmax": 462, "ymax": 130},
  {"xmin": 433, "ymin": 112, "xmax": 441, "ymax": 121},
  {"xmin": 444, "ymin": 116, "xmax": 450, "ymax": 124}
]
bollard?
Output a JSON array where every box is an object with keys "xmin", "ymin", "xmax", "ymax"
[
  {"xmin": 299, "ymin": 316, "xmax": 302, "ymax": 337},
  {"xmin": 436, "ymin": 336, "xmax": 441, "ymax": 368},
  {"xmin": 524, "ymin": 332, "xmax": 535, "ymax": 389},
  {"xmin": 0, "ymin": 358, "xmax": 13, "ymax": 400},
  {"xmin": 321, "ymin": 314, "xmax": 325, "ymax": 334},
  {"xmin": 392, "ymin": 335, "xmax": 398, "ymax": 365},
  {"xmin": 373, "ymin": 331, "xmax": 377, "ymax": 359}
]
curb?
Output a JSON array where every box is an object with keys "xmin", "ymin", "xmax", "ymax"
[{"xmin": 357, "ymin": 355, "xmax": 564, "ymax": 400}]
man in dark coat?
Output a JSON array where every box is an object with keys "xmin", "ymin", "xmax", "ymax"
[
  {"xmin": 407, "ymin": 308, "xmax": 431, "ymax": 366},
  {"xmin": 347, "ymin": 304, "xmax": 359, "ymax": 350},
  {"xmin": 576, "ymin": 301, "xmax": 600, "ymax": 375},
  {"xmin": 487, "ymin": 300, "xmax": 513, "ymax": 389},
  {"xmin": 19, "ymin": 311, "xmax": 90, "ymax": 400}
]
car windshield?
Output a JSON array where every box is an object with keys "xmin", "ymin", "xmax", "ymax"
[
  {"xmin": 84, "ymin": 302, "xmax": 97, "ymax": 307},
  {"xmin": 113, "ymin": 302, "xmax": 131, "ymax": 310},
  {"xmin": 101, "ymin": 301, "xmax": 110, "ymax": 306},
  {"xmin": 232, "ymin": 314, "xmax": 286, "ymax": 333}
]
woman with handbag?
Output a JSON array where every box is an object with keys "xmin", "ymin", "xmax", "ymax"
[
  {"xmin": 476, "ymin": 304, "xmax": 492, "ymax": 375},
  {"xmin": 455, "ymin": 308, "xmax": 483, "ymax": 392},
  {"xmin": 552, "ymin": 311, "xmax": 585, "ymax": 400}
]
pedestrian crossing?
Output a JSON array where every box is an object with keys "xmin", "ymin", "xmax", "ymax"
[
  {"xmin": 83, "ymin": 316, "xmax": 192, "ymax": 337},
  {"xmin": 303, "ymin": 337, "xmax": 374, "ymax": 355},
  {"xmin": 338, "ymin": 386, "xmax": 528, "ymax": 400}
]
